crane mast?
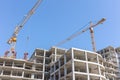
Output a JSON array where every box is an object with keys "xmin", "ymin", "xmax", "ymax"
[
  {"xmin": 6, "ymin": 0, "xmax": 42, "ymax": 58},
  {"xmin": 55, "ymin": 18, "xmax": 106, "ymax": 52}
]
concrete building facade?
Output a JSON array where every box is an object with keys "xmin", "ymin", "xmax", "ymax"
[
  {"xmin": 0, "ymin": 46, "xmax": 119, "ymax": 80},
  {"xmin": 49, "ymin": 47, "xmax": 106, "ymax": 80},
  {"xmin": 97, "ymin": 46, "xmax": 119, "ymax": 80},
  {"xmin": 0, "ymin": 57, "xmax": 44, "ymax": 80},
  {"xmin": 0, "ymin": 48, "xmax": 51, "ymax": 80},
  {"xmin": 115, "ymin": 47, "xmax": 120, "ymax": 79}
]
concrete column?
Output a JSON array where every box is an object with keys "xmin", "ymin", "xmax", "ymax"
[
  {"xmin": 71, "ymin": 48, "xmax": 75, "ymax": 80},
  {"xmin": 64, "ymin": 65, "xmax": 66, "ymax": 75},
  {"xmin": 55, "ymin": 48, "xmax": 57, "ymax": 61},
  {"xmin": 64, "ymin": 65, "xmax": 67, "ymax": 80},
  {"xmin": 59, "ymin": 70, "xmax": 61, "ymax": 80},
  {"xmin": 22, "ymin": 71, "xmax": 24, "ymax": 78},
  {"xmin": 23, "ymin": 63, "xmax": 25, "ymax": 69},
  {"xmin": 10, "ymin": 70, "xmax": 13, "ymax": 77},
  {"xmin": 50, "ymin": 66, "xmax": 52, "ymax": 80},
  {"xmin": 33, "ymin": 58, "xmax": 36, "ymax": 63},
  {"xmin": 102, "ymin": 50, "xmax": 107, "ymax": 78},
  {"xmin": 64, "ymin": 54, "xmax": 66, "ymax": 64},
  {"xmin": 85, "ymin": 51, "xmax": 87, "ymax": 61},
  {"xmin": 85, "ymin": 51, "xmax": 90, "ymax": 80},
  {"xmin": 102, "ymin": 59, "xmax": 104, "ymax": 66},
  {"xmin": 59, "ymin": 60, "xmax": 60, "ymax": 69},
  {"xmin": 3, "ymin": 61, "xmax": 5, "ymax": 66},
  {"xmin": 50, "ymin": 66, "xmax": 52, "ymax": 73},
  {"xmin": 54, "ymin": 74, "xmax": 55, "ymax": 80},
  {"xmin": 32, "ymin": 64, "xmax": 35, "ymax": 70},
  {"xmin": 50, "ymin": 76, "xmax": 51, "ymax": 80},
  {"xmin": 54, "ymin": 64, "xmax": 55, "ymax": 73},
  {"xmin": 0, "ymin": 70, "xmax": 1, "ymax": 76},
  {"xmin": 42, "ymin": 50, "xmax": 46, "ymax": 80},
  {"xmin": 108, "ymin": 48, "xmax": 111, "ymax": 61},
  {"xmin": 113, "ymin": 77, "xmax": 115, "ymax": 80},
  {"xmin": 1, "ymin": 70, "xmax": 3, "ymax": 76},
  {"xmin": 64, "ymin": 54, "xmax": 67, "ymax": 80},
  {"xmin": 35, "ymin": 52, "xmax": 36, "ymax": 56},
  {"xmin": 97, "ymin": 54, "xmax": 102, "ymax": 80},
  {"xmin": 59, "ymin": 61, "xmax": 61, "ymax": 80},
  {"xmin": 12, "ymin": 61, "xmax": 14, "ymax": 68},
  {"xmin": 31, "ymin": 73, "xmax": 34, "ymax": 79}
]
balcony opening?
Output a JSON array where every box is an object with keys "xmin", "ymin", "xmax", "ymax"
[
  {"xmin": 35, "ymin": 49, "xmax": 44, "ymax": 56},
  {"xmin": 24, "ymin": 72, "xmax": 31, "ymax": 78},
  {"xmin": 45, "ymin": 66, "xmax": 50, "ymax": 72},
  {"xmin": 12, "ymin": 70, "xmax": 22, "ymax": 77},
  {"xmin": 46, "ymin": 51, "xmax": 51, "ymax": 57},
  {"xmin": 66, "ymin": 75, "xmax": 72, "ymax": 80},
  {"xmin": 0, "ymin": 61, "xmax": 3, "ymax": 66},
  {"xmin": 3, "ymin": 70, "xmax": 11, "ymax": 76},
  {"xmin": 51, "ymin": 65, "xmax": 54, "ymax": 73},
  {"xmin": 74, "ymin": 50, "xmax": 86, "ymax": 61},
  {"xmin": 60, "ymin": 57, "xmax": 64, "ymax": 67},
  {"xmin": 90, "ymin": 75, "xmax": 100, "ymax": 80},
  {"xmin": 88, "ymin": 63, "xmax": 99, "ymax": 74},
  {"xmin": 36, "ymin": 58, "xmax": 43, "ymax": 63},
  {"xmin": 5, "ymin": 61, "xmax": 12, "ymax": 67},
  {"xmin": 75, "ymin": 74, "xmax": 87, "ymax": 80},
  {"xmin": 60, "ymin": 68, "xmax": 64, "ymax": 77},
  {"xmin": 34, "ymin": 73, "xmax": 42, "ymax": 79},
  {"xmin": 25, "ymin": 63, "xmax": 32, "ymax": 70},
  {"xmin": 45, "ymin": 58, "xmax": 51, "ymax": 64},
  {"xmin": 66, "ymin": 64, "xmax": 72, "ymax": 74},
  {"xmin": 87, "ymin": 52, "xmax": 97, "ymax": 63},
  {"xmin": 55, "ymin": 71, "xmax": 59, "ymax": 80},
  {"xmin": 14, "ymin": 61, "xmax": 23, "ymax": 68},
  {"xmin": 35, "ymin": 65, "xmax": 43, "ymax": 71},
  {"xmin": 55, "ymin": 61, "xmax": 59, "ymax": 70},
  {"xmin": 44, "ymin": 73, "xmax": 50, "ymax": 80},
  {"xmin": 56, "ymin": 49, "xmax": 66, "ymax": 56},
  {"xmin": 74, "ymin": 61, "xmax": 87, "ymax": 73}
]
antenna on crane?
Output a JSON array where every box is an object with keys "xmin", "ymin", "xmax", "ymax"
[
  {"xmin": 5, "ymin": 0, "xmax": 42, "ymax": 58},
  {"xmin": 55, "ymin": 18, "xmax": 106, "ymax": 52}
]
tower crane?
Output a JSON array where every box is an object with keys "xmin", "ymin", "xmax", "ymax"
[
  {"xmin": 5, "ymin": 0, "xmax": 42, "ymax": 58},
  {"xmin": 55, "ymin": 18, "xmax": 106, "ymax": 52}
]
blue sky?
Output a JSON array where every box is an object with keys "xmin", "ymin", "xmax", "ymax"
[{"xmin": 0, "ymin": 0, "xmax": 120, "ymax": 58}]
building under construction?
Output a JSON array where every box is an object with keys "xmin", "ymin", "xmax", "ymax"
[
  {"xmin": 1, "ymin": 46, "xmax": 119, "ymax": 80},
  {"xmin": 1, "ymin": 0, "xmax": 119, "ymax": 80},
  {"xmin": 115, "ymin": 47, "xmax": 120, "ymax": 79},
  {"xmin": 49, "ymin": 47, "xmax": 106, "ymax": 80},
  {"xmin": 97, "ymin": 46, "xmax": 119, "ymax": 80}
]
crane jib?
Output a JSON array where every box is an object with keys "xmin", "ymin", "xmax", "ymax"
[
  {"xmin": 6, "ymin": 0, "xmax": 42, "ymax": 58},
  {"xmin": 55, "ymin": 18, "xmax": 106, "ymax": 50}
]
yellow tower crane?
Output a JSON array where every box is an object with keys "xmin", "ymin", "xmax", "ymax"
[
  {"xmin": 5, "ymin": 0, "xmax": 42, "ymax": 58},
  {"xmin": 55, "ymin": 18, "xmax": 106, "ymax": 52}
]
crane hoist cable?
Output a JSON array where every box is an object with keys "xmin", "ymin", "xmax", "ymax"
[
  {"xmin": 6, "ymin": 0, "xmax": 42, "ymax": 58},
  {"xmin": 55, "ymin": 18, "xmax": 106, "ymax": 52}
]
